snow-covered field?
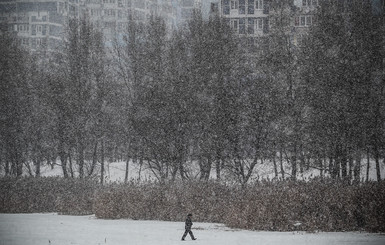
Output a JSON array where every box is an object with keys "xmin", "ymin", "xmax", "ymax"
[
  {"xmin": 1, "ymin": 213, "xmax": 384, "ymax": 245},
  {"xmin": 35, "ymin": 159, "xmax": 385, "ymax": 183}
]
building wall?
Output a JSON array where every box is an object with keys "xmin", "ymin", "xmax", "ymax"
[
  {"xmin": 0, "ymin": 0, "xmax": 201, "ymax": 51},
  {"xmin": 217, "ymin": 0, "xmax": 269, "ymax": 37},
  {"xmin": 0, "ymin": 0, "xmax": 80, "ymax": 51}
]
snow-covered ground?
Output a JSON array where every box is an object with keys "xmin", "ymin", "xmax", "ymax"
[
  {"xmin": 0, "ymin": 213, "xmax": 384, "ymax": 245},
  {"xmin": 36, "ymin": 159, "xmax": 385, "ymax": 183}
]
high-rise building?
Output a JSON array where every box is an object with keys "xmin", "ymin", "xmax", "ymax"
[
  {"xmin": 0, "ymin": 0, "xmax": 80, "ymax": 51},
  {"xmin": 0, "ymin": 0, "xmax": 202, "ymax": 51},
  {"xmin": 216, "ymin": 0, "xmax": 269, "ymax": 37}
]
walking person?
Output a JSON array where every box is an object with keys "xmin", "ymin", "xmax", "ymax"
[{"xmin": 181, "ymin": 214, "xmax": 196, "ymax": 241}]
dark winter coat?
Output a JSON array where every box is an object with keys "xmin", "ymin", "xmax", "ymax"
[{"xmin": 185, "ymin": 217, "xmax": 193, "ymax": 230}]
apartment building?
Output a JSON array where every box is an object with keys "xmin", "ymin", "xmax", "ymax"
[
  {"xmin": 217, "ymin": 0, "xmax": 269, "ymax": 37},
  {"xmin": 0, "ymin": 0, "xmax": 201, "ymax": 52},
  {"xmin": 82, "ymin": 0, "xmax": 183, "ymax": 41},
  {"xmin": 0, "ymin": 0, "xmax": 80, "ymax": 51}
]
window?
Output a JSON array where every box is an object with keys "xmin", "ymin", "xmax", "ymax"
[
  {"xmin": 239, "ymin": 18, "xmax": 245, "ymax": 34},
  {"xmin": 248, "ymin": 0, "xmax": 254, "ymax": 14},
  {"xmin": 247, "ymin": 18, "xmax": 254, "ymax": 34},
  {"xmin": 301, "ymin": 16, "xmax": 306, "ymax": 26},
  {"xmin": 302, "ymin": 0, "xmax": 318, "ymax": 7},
  {"xmin": 42, "ymin": 16, "xmax": 47, "ymax": 22},
  {"xmin": 104, "ymin": 22, "xmax": 115, "ymax": 28},
  {"xmin": 231, "ymin": 0, "xmax": 238, "ymax": 9},
  {"xmin": 31, "ymin": 25, "xmax": 36, "ymax": 35},
  {"xmin": 255, "ymin": 0, "xmax": 263, "ymax": 10},
  {"xmin": 223, "ymin": 0, "xmax": 230, "ymax": 15},
  {"xmin": 35, "ymin": 38, "xmax": 42, "ymax": 46},
  {"xmin": 105, "ymin": 9, "xmax": 116, "ymax": 16},
  {"xmin": 295, "ymin": 15, "xmax": 313, "ymax": 26},
  {"xmin": 18, "ymin": 24, "xmax": 29, "ymax": 32},
  {"xmin": 21, "ymin": 38, "xmax": 29, "ymax": 46},
  {"xmin": 306, "ymin": 16, "xmax": 312, "ymax": 25},
  {"xmin": 231, "ymin": 19, "xmax": 238, "ymax": 32},
  {"xmin": 37, "ymin": 25, "xmax": 42, "ymax": 34},
  {"xmin": 256, "ymin": 18, "xmax": 263, "ymax": 30},
  {"xmin": 239, "ymin": 0, "xmax": 245, "ymax": 14}
]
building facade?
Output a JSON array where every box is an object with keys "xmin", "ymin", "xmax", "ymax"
[
  {"xmin": 0, "ymin": 0, "xmax": 80, "ymax": 51},
  {"xmin": 217, "ymin": 0, "xmax": 269, "ymax": 37},
  {"xmin": 0, "ymin": 0, "xmax": 202, "ymax": 51}
]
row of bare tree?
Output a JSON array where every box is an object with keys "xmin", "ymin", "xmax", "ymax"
[{"xmin": 0, "ymin": 0, "xmax": 384, "ymax": 184}]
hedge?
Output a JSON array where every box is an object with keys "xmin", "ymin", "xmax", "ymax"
[
  {"xmin": 1, "ymin": 177, "xmax": 384, "ymax": 232},
  {"xmin": 0, "ymin": 177, "xmax": 97, "ymax": 215}
]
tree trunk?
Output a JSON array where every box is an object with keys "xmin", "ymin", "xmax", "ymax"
[
  {"xmin": 366, "ymin": 148, "xmax": 370, "ymax": 182},
  {"xmin": 374, "ymin": 144, "xmax": 381, "ymax": 182},
  {"xmin": 89, "ymin": 141, "xmax": 98, "ymax": 176},
  {"xmin": 16, "ymin": 154, "xmax": 23, "ymax": 177},
  {"xmin": 318, "ymin": 158, "xmax": 323, "ymax": 178},
  {"xmin": 69, "ymin": 151, "xmax": 74, "ymax": 178},
  {"xmin": 78, "ymin": 142, "xmax": 85, "ymax": 179},
  {"xmin": 341, "ymin": 147, "xmax": 348, "ymax": 180},
  {"xmin": 353, "ymin": 151, "xmax": 361, "ymax": 183},
  {"xmin": 5, "ymin": 160, "xmax": 10, "ymax": 176},
  {"xmin": 124, "ymin": 151, "xmax": 129, "ymax": 184},
  {"xmin": 59, "ymin": 141, "xmax": 68, "ymax": 178},
  {"xmin": 329, "ymin": 156, "xmax": 337, "ymax": 179},
  {"xmin": 243, "ymin": 156, "xmax": 259, "ymax": 185},
  {"xmin": 138, "ymin": 156, "xmax": 143, "ymax": 181},
  {"xmin": 26, "ymin": 162, "xmax": 33, "ymax": 176},
  {"xmin": 299, "ymin": 145, "xmax": 304, "ymax": 174},
  {"xmin": 291, "ymin": 144, "xmax": 297, "ymax": 181},
  {"xmin": 215, "ymin": 152, "xmax": 222, "ymax": 180},
  {"xmin": 100, "ymin": 140, "xmax": 105, "ymax": 184},
  {"xmin": 35, "ymin": 158, "xmax": 41, "ymax": 177},
  {"xmin": 272, "ymin": 152, "xmax": 278, "ymax": 178},
  {"xmin": 348, "ymin": 156, "xmax": 353, "ymax": 182},
  {"xmin": 199, "ymin": 155, "xmax": 212, "ymax": 181},
  {"xmin": 279, "ymin": 148, "xmax": 285, "ymax": 179}
]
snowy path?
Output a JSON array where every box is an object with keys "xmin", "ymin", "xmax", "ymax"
[{"xmin": 0, "ymin": 213, "xmax": 384, "ymax": 245}]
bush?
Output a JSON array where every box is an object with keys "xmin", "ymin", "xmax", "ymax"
[
  {"xmin": 93, "ymin": 179, "xmax": 385, "ymax": 232},
  {"xmin": 0, "ymin": 177, "xmax": 98, "ymax": 215},
  {"xmin": 1, "ymin": 177, "xmax": 384, "ymax": 232},
  {"xmin": 93, "ymin": 180, "xmax": 230, "ymax": 222},
  {"xmin": 223, "ymin": 180, "xmax": 385, "ymax": 232}
]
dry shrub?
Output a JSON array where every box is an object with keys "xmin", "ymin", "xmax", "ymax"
[
  {"xmin": 55, "ymin": 178, "xmax": 97, "ymax": 215},
  {"xmin": 1, "ymin": 177, "xmax": 384, "ymax": 232},
  {"xmin": 0, "ymin": 177, "xmax": 98, "ymax": 215},
  {"xmin": 223, "ymin": 180, "xmax": 385, "ymax": 232},
  {"xmin": 93, "ymin": 180, "xmax": 231, "ymax": 222}
]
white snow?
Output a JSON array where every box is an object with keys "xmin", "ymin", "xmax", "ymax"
[
  {"xmin": 34, "ymin": 159, "xmax": 385, "ymax": 183},
  {"xmin": 1, "ymin": 213, "xmax": 384, "ymax": 245}
]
